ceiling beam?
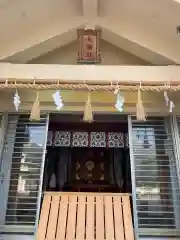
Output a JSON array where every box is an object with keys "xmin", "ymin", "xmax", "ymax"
[
  {"xmin": 82, "ymin": 0, "xmax": 98, "ymax": 29},
  {"xmin": 82, "ymin": 0, "xmax": 98, "ymax": 17},
  {"xmin": 0, "ymin": 63, "xmax": 180, "ymax": 84}
]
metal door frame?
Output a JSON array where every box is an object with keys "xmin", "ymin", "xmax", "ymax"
[
  {"xmin": 0, "ymin": 114, "xmax": 18, "ymax": 232},
  {"xmin": 128, "ymin": 115, "xmax": 139, "ymax": 240},
  {"xmin": 35, "ymin": 114, "xmax": 49, "ymax": 232},
  {"xmin": 171, "ymin": 116, "xmax": 180, "ymax": 187}
]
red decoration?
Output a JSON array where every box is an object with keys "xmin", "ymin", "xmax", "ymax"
[{"xmin": 77, "ymin": 29, "xmax": 101, "ymax": 63}]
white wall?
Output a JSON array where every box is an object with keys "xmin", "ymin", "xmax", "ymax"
[{"xmin": 30, "ymin": 39, "xmax": 148, "ymax": 65}]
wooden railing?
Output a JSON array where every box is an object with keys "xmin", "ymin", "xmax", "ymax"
[{"xmin": 36, "ymin": 192, "xmax": 134, "ymax": 240}]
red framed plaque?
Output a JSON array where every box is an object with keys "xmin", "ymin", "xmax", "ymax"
[{"xmin": 77, "ymin": 29, "xmax": 101, "ymax": 63}]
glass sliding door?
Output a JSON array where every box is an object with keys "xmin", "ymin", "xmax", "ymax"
[
  {"xmin": 0, "ymin": 114, "xmax": 49, "ymax": 238},
  {"xmin": 128, "ymin": 116, "xmax": 180, "ymax": 238}
]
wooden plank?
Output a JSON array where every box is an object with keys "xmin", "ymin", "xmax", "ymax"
[
  {"xmin": 122, "ymin": 196, "xmax": 134, "ymax": 240},
  {"xmin": 46, "ymin": 195, "xmax": 60, "ymax": 240},
  {"xmin": 56, "ymin": 195, "xmax": 68, "ymax": 240},
  {"xmin": 37, "ymin": 193, "xmax": 134, "ymax": 240},
  {"xmin": 104, "ymin": 196, "xmax": 114, "ymax": 240},
  {"xmin": 86, "ymin": 196, "xmax": 95, "ymax": 240},
  {"xmin": 113, "ymin": 196, "xmax": 125, "ymax": 240},
  {"xmin": 96, "ymin": 196, "xmax": 104, "ymax": 240},
  {"xmin": 66, "ymin": 195, "xmax": 77, "ymax": 240},
  {"xmin": 45, "ymin": 191, "xmax": 131, "ymax": 197},
  {"xmin": 76, "ymin": 196, "xmax": 86, "ymax": 240},
  {"xmin": 36, "ymin": 195, "xmax": 51, "ymax": 240}
]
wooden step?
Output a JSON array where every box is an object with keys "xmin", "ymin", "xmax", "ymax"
[{"xmin": 36, "ymin": 192, "xmax": 134, "ymax": 240}]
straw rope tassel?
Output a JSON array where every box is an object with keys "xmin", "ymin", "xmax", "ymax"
[
  {"xmin": 30, "ymin": 91, "xmax": 40, "ymax": 121},
  {"xmin": 136, "ymin": 88, "xmax": 146, "ymax": 121},
  {"xmin": 83, "ymin": 92, "xmax": 93, "ymax": 123}
]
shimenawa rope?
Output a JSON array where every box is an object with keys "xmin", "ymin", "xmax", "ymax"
[{"xmin": 1, "ymin": 83, "xmax": 180, "ymax": 92}]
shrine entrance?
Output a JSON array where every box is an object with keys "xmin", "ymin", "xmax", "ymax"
[
  {"xmin": 37, "ymin": 113, "xmax": 134, "ymax": 240},
  {"xmin": 42, "ymin": 113, "xmax": 131, "ymax": 194}
]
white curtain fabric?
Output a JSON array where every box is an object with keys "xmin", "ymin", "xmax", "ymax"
[
  {"xmin": 113, "ymin": 149, "xmax": 123, "ymax": 188},
  {"xmin": 56, "ymin": 148, "xmax": 69, "ymax": 190}
]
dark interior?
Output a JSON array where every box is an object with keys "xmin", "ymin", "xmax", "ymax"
[{"xmin": 42, "ymin": 114, "xmax": 131, "ymax": 193}]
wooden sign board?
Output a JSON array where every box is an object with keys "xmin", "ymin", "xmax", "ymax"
[{"xmin": 77, "ymin": 29, "xmax": 101, "ymax": 64}]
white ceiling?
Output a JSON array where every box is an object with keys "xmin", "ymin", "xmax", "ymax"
[{"xmin": 0, "ymin": 0, "xmax": 180, "ymax": 64}]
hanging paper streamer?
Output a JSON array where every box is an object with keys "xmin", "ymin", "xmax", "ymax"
[
  {"xmin": 169, "ymin": 101, "xmax": 175, "ymax": 113},
  {"xmin": 136, "ymin": 88, "xmax": 146, "ymax": 121},
  {"xmin": 163, "ymin": 89, "xmax": 175, "ymax": 112},
  {"xmin": 83, "ymin": 92, "xmax": 93, "ymax": 123},
  {"xmin": 114, "ymin": 85, "xmax": 119, "ymax": 95},
  {"xmin": 164, "ymin": 91, "xmax": 169, "ymax": 106},
  {"xmin": 13, "ymin": 90, "xmax": 21, "ymax": 111},
  {"xmin": 30, "ymin": 92, "xmax": 40, "ymax": 121},
  {"xmin": 115, "ymin": 92, "xmax": 124, "ymax": 112},
  {"xmin": 52, "ymin": 91, "xmax": 64, "ymax": 110}
]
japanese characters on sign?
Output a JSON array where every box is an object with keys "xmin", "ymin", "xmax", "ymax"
[{"xmin": 77, "ymin": 29, "xmax": 101, "ymax": 63}]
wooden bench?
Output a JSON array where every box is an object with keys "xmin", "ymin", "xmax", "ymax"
[{"xmin": 36, "ymin": 192, "xmax": 134, "ymax": 240}]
